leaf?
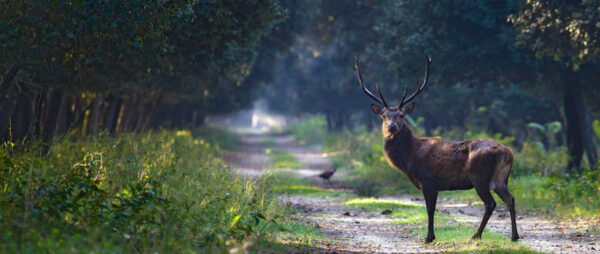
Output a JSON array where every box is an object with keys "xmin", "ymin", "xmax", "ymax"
[
  {"xmin": 527, "ymin": 122, "xmax": 545, "ymax": 132},
  {"xmin": 230, "ymin": 214, "xmax": 242, "ymax": 228}
]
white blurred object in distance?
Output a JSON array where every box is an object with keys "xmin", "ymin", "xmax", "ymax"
[
  {"xmin": 252, "ymin": 113, "xmax": 259, "ymax": 128},
  {"xmin": 251, "ymin": 110, "xmax": 286, "ymax": 131}
]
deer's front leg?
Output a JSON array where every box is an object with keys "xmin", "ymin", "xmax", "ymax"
[{"xmin": 423, "ymin": 189, "xmax": 438, "ymax": 243}]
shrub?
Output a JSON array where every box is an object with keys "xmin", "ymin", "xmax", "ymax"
[
  {"xmin": 0, "ymin": 130, "xmax": 283, "ymax": 253},
  {"xmin": 292, "ymin": 115, "xmax": 327, "ymax": 145}
]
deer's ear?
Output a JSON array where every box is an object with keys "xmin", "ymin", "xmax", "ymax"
[
  {"xmin": 370, "ymin": 103, "xmax": 383, "ymax": 115},
  {"xmin": 403, "ymin": 102, "xmax": 415, "ymax": 114}
]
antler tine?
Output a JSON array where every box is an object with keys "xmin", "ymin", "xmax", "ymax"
[
  {"xmin": 399, "ymin": 86, "xmax": 408, "ymax": 107},
  {"xmin": 375, "ymin": 83, "xmax": 389, "ymax": 108},
  {"xmin": 355, "ymin": 55, "xmax": 385, "ymax": 106},
  {"xmin": 400, "ymin": 54, "xmax": 431, "ymax": 107}
]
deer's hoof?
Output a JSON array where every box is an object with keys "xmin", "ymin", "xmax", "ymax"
[
  {"xmin": 424, "ymin": 236, "xmax": 435, "ymax": 243},
  {"xmin": 511, "ymin": 234, "xmax": 520, "ymax": 241},
  {"xmin": 471, "ymin": 234, "xmax": 482, "ymax": 240}
]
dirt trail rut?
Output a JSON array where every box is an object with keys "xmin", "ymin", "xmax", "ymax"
[{"xmin": 223, "ymin": 132, "xmax": 599, "ymax": 253}]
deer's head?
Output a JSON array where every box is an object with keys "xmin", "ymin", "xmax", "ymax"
[{"xmin": 355, "ymin": 54, "xmax": 431, "ymax": 137}]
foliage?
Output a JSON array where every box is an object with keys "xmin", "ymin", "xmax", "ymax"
[
  {"xmin": 292, "ymin": 115, "xmax": 328, "ymax": 145},
  {"xmin": 514, "ymin": 142, "xmax": 567, "ymax": 176},
  {"xmin": 0, "ymin": 130, "xmax": 297, "ymax": 252},
  {"xmin": 594, "ymin": 119, "xmax": 600, "ymax": 140},
  {"xmin": 0, "ymin": 0, "xmax": 287, "ymax": 142},
  {"xmin": 548, "ymin": 168, "xmax": 600, "ymax": 217},
  {"xmin": 509, "ymin": 0, "xmax": 600, "ymax": 70}
]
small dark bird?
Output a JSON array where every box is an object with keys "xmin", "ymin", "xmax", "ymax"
[{"xmin": 316, "ymin": 166, "xmax": 337, "ymax": 182}]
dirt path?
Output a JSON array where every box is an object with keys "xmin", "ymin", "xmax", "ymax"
[{"xmin": 223, "ymin": 132, "xmax": 599, "ymax": 253}]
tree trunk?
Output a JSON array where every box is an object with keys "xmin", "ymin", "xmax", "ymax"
[
  {"xmin": 91, "ymin": 95, "xmax": 102, "ymax": 139},
  {"xmin": 102, "ymin": 95, "xmax": 121, "ymax": 135},
  {"xmin": 55, "ymin": 93, "xmax": 69, "ymax": 136},
  {"xmin": 40, "ymin": 89, "xmax": 63, "ymax": 143},
  {"xmin": 0, "ymin": 65, "xmax": 21, "ymax": 99},
  {"xmin": 578, "ymin": 95, "xmax": 598, "ymax": 169},
  {"xmin": 12, "ymin": 94, "xmax": 30, "ymax": 142},
  {"xmin": 563, "ymin": 75, "xmax": 598, "ymax": 172},
  {"xmin": 0, "ymin": 95, "xmax": 17, "ymax": 139}
]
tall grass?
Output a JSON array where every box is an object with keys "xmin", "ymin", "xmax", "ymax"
[{"xmin": 0, "ymin": 129, "xmax": 289, "ymax": 252}]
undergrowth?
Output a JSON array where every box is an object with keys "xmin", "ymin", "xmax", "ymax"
[{"xmin": 0, "ymin": 128, "xmax": 310, "ymax": 253}]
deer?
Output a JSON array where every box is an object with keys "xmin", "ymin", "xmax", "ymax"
[{"xmin": 354, "ymin": 54, "xmax": 519, "ymax": 243}]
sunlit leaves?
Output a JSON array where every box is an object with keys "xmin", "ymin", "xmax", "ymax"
[{"xmin": 509, "ymin": 0, "xmax": 600, "ymax": 70}]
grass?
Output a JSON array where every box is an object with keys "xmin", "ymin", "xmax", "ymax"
[
  {"xmin": 270, "ymin": 150, "xmax": 305, "ymax": 169},
  {"xmin": 0, "ymin": 128, "xmax": 318, "ymax": 253},
  {"xmin": 270, "ymin": 171, "xmax": 355, "ymax": 199},
  {"xmin": 346, "ymin": 197, "xmax": 537, "ymax": 253},
  {"xmin": 438, "ymin": 176, "xmax": 551, "ymax": 209}
]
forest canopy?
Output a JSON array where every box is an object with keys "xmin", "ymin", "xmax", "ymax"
[{"xmin": 1, "ymin": 0, "xmax": 599, "ymax": 170}]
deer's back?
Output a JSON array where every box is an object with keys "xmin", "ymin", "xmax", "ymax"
[{"xmin": 412, "ymin": 138, "xmax": 512, "ymax": 191}]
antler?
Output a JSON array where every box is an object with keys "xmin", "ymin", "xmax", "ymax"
[
  {"xmin": 399, "ymin": 54, "xmax": 431, "ymax": 108},
  {"xmin": 355, "ymin": 55, "xmax": 388, "ymax": 107}
]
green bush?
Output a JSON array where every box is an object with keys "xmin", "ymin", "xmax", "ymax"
[
  {"xmin": 514, "ymin": 142, "xmax": 567, "ymax": 176},
  {"xmin": 292, "ymin": 115, "xmax": 327, "ymax": 145},
  {"xmin": 0, "ymin": 130, "xmax": 284, "ymax": 253},
  {"xmin": 547, "ymin": 169, "xmax": 600, "ymax": 217},
  {"xmin": 322, "ymin": 128, "xmax": 416, "ymax": 196}
]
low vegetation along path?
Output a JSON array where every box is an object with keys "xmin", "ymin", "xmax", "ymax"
[{"xmin": 223, "ymin": 132, "xmax": 598, "ymax": 253}]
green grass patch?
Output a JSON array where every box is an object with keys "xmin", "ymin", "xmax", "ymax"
[
  {"xmin": 270, "ymin": 172, "xmax": 355, "ymax": 199},
  {"xmin": 270, "ymin": 150, "xmax": 305, "ymax": 169},
  {"xmin": 415, "ymin": 224, "xmax": 537, "ymax": 253},
  {"xmin": 192, "ymin": 126, "xmax": 241, "ymax": 151},
  {"xmin": 347, "ymin": 198, "xmax": 427, "ymax": 223},
  {"xmin": 346, "ymin": 197, "xmax": 536, "ymax": 253}
]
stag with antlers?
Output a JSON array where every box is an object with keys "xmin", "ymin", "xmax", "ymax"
[{"xmin": 355, "ymin": 55, "xmax": 519, "ymax": 243}]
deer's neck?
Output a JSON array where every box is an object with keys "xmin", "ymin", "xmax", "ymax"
[{"xmin": 383, "ymin": 127, "xmax": 419, "ymax": 173}]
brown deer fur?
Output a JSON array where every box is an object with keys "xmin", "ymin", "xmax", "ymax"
[{"xmin": 357, "ymin": 55, "xmax": 519, "ymax": 243}]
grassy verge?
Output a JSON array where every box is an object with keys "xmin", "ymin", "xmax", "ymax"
[
  {"xmin": 270, "ymin": 150, "xmax": 305, "ymax": 169},
  {"xmin": 347, "ymin": 197, "xmax": 537, "ymax": 253},
  {"xmin": 270, "ymin": 171, "xmax": 355, "ymax": 199},
  {"xmin": 0, "ymin": 128, "xmax": 316, "ymax": 253}
]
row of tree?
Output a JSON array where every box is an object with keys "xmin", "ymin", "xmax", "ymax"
[
  {"xmin": 260, "ymin": 0, "xmax": 599, "ymax": 171},
  {"xmin": 1, "ymin": 0, "xmax": 286, "ymax": 147},
  {"xmin": 2, "ymin": 0, "xmax": 598, "ymax": 171}
]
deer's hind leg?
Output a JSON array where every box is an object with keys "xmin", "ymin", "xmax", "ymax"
[
  {"xmin": 472, "ymin": 186, "xmax": 496, "ymax": 239},
  {"xmin": 467, "ymin": 151, "xmax": 498, "ymax": 240},
  {"xmin": 494, "ymin": 183, "xmax": 520, "ymax": 241}
]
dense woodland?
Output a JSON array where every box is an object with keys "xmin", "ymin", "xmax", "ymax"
[
  {"xmin": 2, "ymin": 0, "xmax": 599, "ymax": 170},
  {"xmin": 1, "ymin": 0, "xmax": 600, "ymax": 252}
]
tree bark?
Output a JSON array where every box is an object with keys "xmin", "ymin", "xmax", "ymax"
[
  {"xmin": 91, "ymin": 95, "xmax": 102, "ymax": 139},
  {"xmin": 0, "ymin": 65, "xmax": 21, "ymax": 99},
  {"xmin": 40, "ymin": 89, "xmax": 63, "ymax": 143},
  {"xmin": 12, "ymin": 93, "xmax": 30, "ymax": 142},
  {"xmin": 563, "ymin": 74, "xmax": 598, "ymax": 172},
  {"xmin": 55, "ymin": 93, "xmax": 69, "ymax": 136},
  {"xmin": 102, "ymin": 95, "xmax": 121, "ymax": 135},
  {"xmin": 578, "ymin": 95, "xmax": 598, "ymax": 169}
]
